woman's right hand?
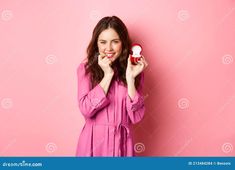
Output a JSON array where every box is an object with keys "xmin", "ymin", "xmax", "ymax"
[{"xmin": 98, "ymin": 53, "xmax": 114, "ymax": 76}]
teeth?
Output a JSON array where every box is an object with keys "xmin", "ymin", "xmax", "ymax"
[{"xmin": 106, "ymin": 54, "xmax": 114, "ymax": 57}]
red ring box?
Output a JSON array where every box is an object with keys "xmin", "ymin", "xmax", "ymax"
[{"xmin": 130, "ymin": 44, "xmax": 142, "ymax": 64}]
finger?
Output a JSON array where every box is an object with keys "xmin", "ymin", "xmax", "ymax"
[
  {"xmin": 98, "ymin": 54, "xmax": 102, "ymax": 62},
  {"xmin": 98, "ymin": 55, "xmax": 109, "ymax": 66},
  {"xmin": 140, "ymin": 57, "xmax": 148, "ymax": 67},
  {"xmin": 103, "ymin": 57, "xmax": 112, "ymax": 65},
  {"xmin": 137, "ymin": 60, "xmax": 144, "ymax": 69},
  {"xmin": 141, "ymin": 55, "xmax": 147, "ymax": 63},
  {"xmin": 103, "ymin": 57, "xmax": 111, "ymax": 63},
  {"xmin": 138, "ymin": 60, "xmax": 146, "ymax": 70},
  {"xmin": 140, "ymin": 56, "xmax": 146, "ymax": 62},
  {"xmin": 137, "ymin": 58, "xmax": 144, "ymax": 65},
  {"xmin": 140, "ymin": 60, "xmax": 145, "ymax": 67},
  {"xmin": 104, "ymin": 57, "xmax": 110, "ymax": 62},
  {"xmin": 100, "ymin": 52, "xmax": 106, "ymax": 57}
]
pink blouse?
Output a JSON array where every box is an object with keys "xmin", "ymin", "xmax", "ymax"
[{"xmin": 76, "ymin": 62, "xmax": 145, "ymax": 156}]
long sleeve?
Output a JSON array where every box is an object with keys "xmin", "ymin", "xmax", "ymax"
[
  {"xmin": 126, "ymin": 72, "xmax": 145, "ymax": 124},
  {"xmin": 77, "ymin": 63, "xmax": 110, "ymax": 118}
]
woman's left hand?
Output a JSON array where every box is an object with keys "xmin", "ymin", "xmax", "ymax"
[{"xmin": 126, "ymin": 55, "xmax": 148, "ymax": 82}]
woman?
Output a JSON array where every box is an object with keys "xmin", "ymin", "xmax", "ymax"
[{"xmin": 76, "ymin": 16, "xmax": 148, "ymax": 156}]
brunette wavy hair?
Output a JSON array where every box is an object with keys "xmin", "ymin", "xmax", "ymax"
[{"xmin": 84, "ymin": 16, "xmax": 141, "ymax": 89}]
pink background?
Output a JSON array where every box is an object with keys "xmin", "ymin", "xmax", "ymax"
[{"xmin": 0, "ymin": 0, "xmax": 234, "ymax": 156}]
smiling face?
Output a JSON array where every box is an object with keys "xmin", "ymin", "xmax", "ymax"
[{"xmin": 97, "ymin": 28, "xmax": 122, "ymax": 63}]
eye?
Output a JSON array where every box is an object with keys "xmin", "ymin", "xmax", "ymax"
[
  {"xmin": 99, "ymin": 40, "xmax": 106, "ymax": 44},
  {"xmin": 113, "ymin": 40, "xmax": 120, "ymax": 44}
]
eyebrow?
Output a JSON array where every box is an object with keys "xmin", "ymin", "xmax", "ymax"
[{"xmin": 98, "ymin": 39, "xmax": 120, "ymax": 41}]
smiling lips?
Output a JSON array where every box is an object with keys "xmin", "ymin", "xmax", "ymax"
[
  {"xmin": 99, "ymin": 52, "xmax": 115, "ymax": 58},
  {"xmin": 106, "ymin": 53, "xmax": 114, "ymax": 58}
]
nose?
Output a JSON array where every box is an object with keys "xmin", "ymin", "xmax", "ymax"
[{"xmin": 106, "ymin": 42, "xmax": 113, "ymax": 51}]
